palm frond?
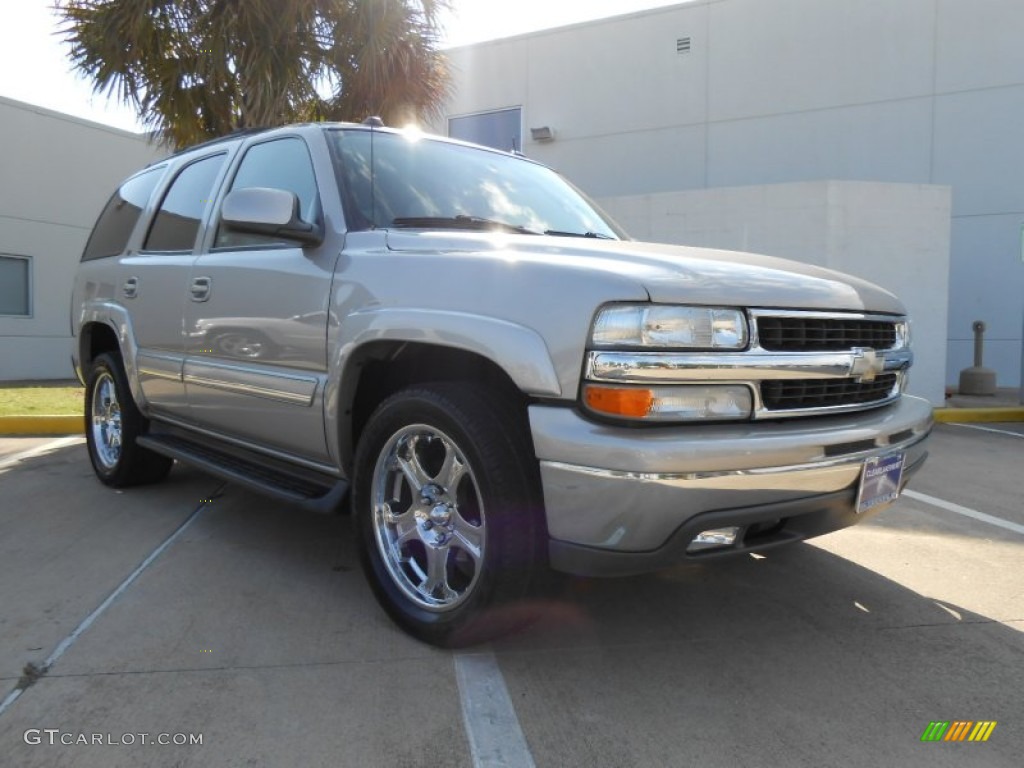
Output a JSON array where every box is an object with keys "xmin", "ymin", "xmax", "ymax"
[{"xmin": 56, "ymin": 0, "xmax": 452, "ymax": 147}]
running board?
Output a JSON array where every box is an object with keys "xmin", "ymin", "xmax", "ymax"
[{"xmin": 137, "ymin": 432, "xmax": 348, "ymax": 514}]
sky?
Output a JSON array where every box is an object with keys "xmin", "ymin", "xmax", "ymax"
[{"xmin": 0, "ymin": 0, "xmax": 685, "ymax": 134}]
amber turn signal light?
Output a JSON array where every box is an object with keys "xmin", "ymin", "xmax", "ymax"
[{"xmin": 583, "ymin": 385, "xmax": 654, "ymax": 418}]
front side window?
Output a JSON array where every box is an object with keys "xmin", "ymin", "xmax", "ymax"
[
  {"xmin": 215, "ymin": 137, "xmax": 319, "ymax": 248},
  {"xmin": 144, "ymin": 154, "xmax": 227, "ymax": 251},
  {"xmin": 82, "ymin": 166, "xmax": 165, "ymax": 260},
  {"xmin": 329, "ymin": 129, "xmax": 622, "ymax": 239},
  {"xmin": 0, "ymin": 254, "xmax": 30, "ymax": 316}
]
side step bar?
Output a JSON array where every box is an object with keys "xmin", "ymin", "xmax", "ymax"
[{"xmin": 137, "ymin": 432, "xmax": 348, "ymax": 514}]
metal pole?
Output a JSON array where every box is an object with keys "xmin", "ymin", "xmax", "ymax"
[
  {"xmin": 973, "ymin": 321, "xmax": 985, "ymax": 368},
  {"xmin": 959, "ymin": 320, "xmax": 997, "ymax": 395}
]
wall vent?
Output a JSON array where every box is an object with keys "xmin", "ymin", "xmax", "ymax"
[{"xmin": 676, "ymin": 37, "xmax": 692, "ymax": 54}]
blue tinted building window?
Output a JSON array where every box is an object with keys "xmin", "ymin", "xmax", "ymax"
[
  {"xmin": 448, "ymin": 108, "xmax": 522, "ymax": 152},
  {"xmin": 0, "ymin": 254, "xmax": 30, "ymax": 316}
]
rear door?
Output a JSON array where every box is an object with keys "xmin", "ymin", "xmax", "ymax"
[
  {"xmin": 182, "ymin": 135, "xmax": 336, "ymax": 461},
  {"xmin": 125, "ymin": 152, "xmax": 230, "ymax": 416}
]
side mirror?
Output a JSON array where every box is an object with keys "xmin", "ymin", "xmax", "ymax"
[{"xmin": 221, "ymin": 187, "xmax": 323, "ymax": 246}]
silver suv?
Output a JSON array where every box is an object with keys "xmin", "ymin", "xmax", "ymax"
[{"xmin": 72, "ymin": 122, "xmax": 932, "ymax": 646}]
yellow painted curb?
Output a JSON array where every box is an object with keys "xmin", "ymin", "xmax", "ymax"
[
  {"xmin": 933, "ymin": 407, "xmax": 1024, "ymax": 423},
  {"xmin": 0, "ymin": 415, "xmax": 84, "ymax": 435}
]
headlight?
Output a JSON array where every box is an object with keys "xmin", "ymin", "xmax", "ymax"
[
  {"xmin": 895, "ymin": 319, "xmax": 910, "ymax": 349},
  {"xmin": 591, "ymin": 305, "xmax": 748, "ymax": 349},
  {"xmin": 583, "ymin": 383, "xmax": 753, "ymax": 422}
]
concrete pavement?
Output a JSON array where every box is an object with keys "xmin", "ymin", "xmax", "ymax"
[{"xmin": 0, "ymin": 425, "xmax": 1020, "ymax": 767}]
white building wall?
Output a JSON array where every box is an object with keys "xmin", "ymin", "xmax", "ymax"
[
  {"xmin": 440, "ymin": 0, "xmax": 1024, "ymax": 388},
  {"xmin": 0, "ymin": 96, "xmax": 166, "ymax": 380},
  {"xmin": 599, "ymin": 181, "xmax": 952, "ymax": 405}
]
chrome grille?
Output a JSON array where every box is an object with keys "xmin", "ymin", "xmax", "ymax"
[
  {"xmin": 761, "ymin": 374, "xmax": 898, "ymax": 411},
  {"xmin": 757, "ymin": 317, "xmax": 897, "ymax": 352}
]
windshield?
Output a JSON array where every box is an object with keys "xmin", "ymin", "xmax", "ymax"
[{"xmin": 327, "ymin": 128, "xmax": 624, "ymax": 239}]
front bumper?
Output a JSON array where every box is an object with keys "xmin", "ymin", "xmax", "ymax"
[{"xmin": 529, "ymin": 395, "xmax": 933, "ymax": 576}]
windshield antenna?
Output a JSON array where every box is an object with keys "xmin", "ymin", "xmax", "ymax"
[
  {"xmin": 370, "ymin": 121, "xmax": 376, "ymax": 229},
  {"xmin": 362, "ymin": 117, "xmax": 383, "ymax": 228},
  {"xmin": 367, "ymin": 0, "xmax": 377, "ymax": 229}
]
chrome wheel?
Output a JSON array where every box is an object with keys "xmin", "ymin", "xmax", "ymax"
[
  {"xmin": 371, "ymin": 424, "xmax": 485, "ymax": 612},
  {"xmin": 84, "ymin": 352, "xmax": 173, "ymax": 487},
  {"xmin": 90, "ymin": 371, "xmax": 122, "ymax": 470}
]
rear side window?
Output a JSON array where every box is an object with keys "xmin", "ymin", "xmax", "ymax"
[
  {"xmin": 81, "ymin": 167, "xmax": 165, "ymax": 261},
  {"xmin": 144, "ymin": 153, "xmax": 227, "ymax": 252}
]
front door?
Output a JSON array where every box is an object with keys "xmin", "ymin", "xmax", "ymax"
[{"xmin": 182, "ymin": 136, "xmax": 336, "ymax": 461}]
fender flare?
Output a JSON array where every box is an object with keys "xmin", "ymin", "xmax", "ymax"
[
  {"xmin": 324, "ymin": 307, "xmax": 563, "ymax": 469},
  {"xmin": 78, "ymin": 300, "xmax": 150, "ymax": 410},
  {"xmin": 333, "ymin": 307, "xmax": 561, "ymax": 396}
]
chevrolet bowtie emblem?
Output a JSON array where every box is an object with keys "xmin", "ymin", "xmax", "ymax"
[{"xmin": 850, "ymin": 348, "xmax": 886, "ymax": 383}]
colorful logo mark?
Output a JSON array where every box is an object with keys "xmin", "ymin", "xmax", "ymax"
[{"xmin": 921, "ymin": 721, "xmax": 997, "ymax": 742}]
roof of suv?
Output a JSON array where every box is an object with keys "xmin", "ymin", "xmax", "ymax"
[
  {"xmin": 158, "ymin": 121, "xmax": 536, "ymax": 167},
  {"xmin": 162, "ymin": 120, "xmax": 406, "ymax": 161}
]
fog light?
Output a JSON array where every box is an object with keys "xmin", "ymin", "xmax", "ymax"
[{"xmin": 687, "ymin": 526, "xmax": 741, "ymax": 552}]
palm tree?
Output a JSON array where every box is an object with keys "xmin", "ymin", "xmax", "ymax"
[{"xmin": 57, "ymin": 0, "xmax": 451, "ymax": 147}]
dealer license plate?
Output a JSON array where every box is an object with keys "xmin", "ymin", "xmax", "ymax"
[{"xmin": 856, "ymin": 453, "xmax": 906, "ymax": 514}]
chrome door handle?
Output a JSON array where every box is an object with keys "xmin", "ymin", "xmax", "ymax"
[
  {"xmin": 190, "ymin": 276, "xmax": 211, "ymax": 302},
  {"xmin": 122, "ymin": 277, "xmax": 138, "ymax": 299}
]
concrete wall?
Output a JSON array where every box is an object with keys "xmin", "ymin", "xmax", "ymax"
[
  {"xmin": 440, "ymin": 0, "xmax": 1024, "ymax": 388},
  {"xmin": 599, "ymin": 181, "xmax": 952, "ymax": 405},
  {"xmin": 0, "ymin": 96, "xmax": 166, "ymax": 380}
]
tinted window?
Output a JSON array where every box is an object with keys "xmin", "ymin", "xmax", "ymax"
[
  {"xmin": 448, "ymin": 108, "xmax": 522, "ymax": 152},
  {"xmin": 329, "ymin": 130, "xmax": 621, "ymax": 239},
  {"xmin": 215, "ymin": 138, "xmax": 319, "ymax": 248},
  {"xmin": 0, "ymin": 255, "xmax": 30, "ymax": 315},
  {"xmin": 81, "ymin": 167, "xmax": 165, "ymax": 260},
  {"xmin": 144, "ymin": 154, "xmax": 226, "ymax": 251}
]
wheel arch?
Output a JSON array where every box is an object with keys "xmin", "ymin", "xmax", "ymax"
[
  {"xmin": 335, "ymin": 340, "xmax": 538, "ymax": 477},
  {"xmin": 78, "ymin": 321, "xmax": 121, "ymax": 378},
  {"xmin": 76, "ymin": 301, "xmax": 147, "ymax": 410},
  {"xmin": 327, "ymin": 309, "xmax": 562, "ymax": 476}
]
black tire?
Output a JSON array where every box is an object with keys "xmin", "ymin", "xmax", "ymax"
[
  {"xmin": 84, "ymin": 352, "xmax": 173, "ymax": 488},
  {"xmin": 352, "ymin": 382, "xmax": 544, "ymax": 647}
]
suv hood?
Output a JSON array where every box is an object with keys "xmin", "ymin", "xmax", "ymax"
[{"xmin": 384, "ymin": 232, "xmax": 906, "ymax": 315}]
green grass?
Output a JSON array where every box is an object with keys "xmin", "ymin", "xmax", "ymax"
[{"xmin": 0, "ymin": 386, "xmax": 85, "ymax": 416}]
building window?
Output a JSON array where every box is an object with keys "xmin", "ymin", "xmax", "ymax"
[
  {"xmin": 448, "ymin": 108, "xmax": 522, "ymax": 152},
  {"xmin": 0, "ymin": 254, "xmax": 31, "ymax": 316}
]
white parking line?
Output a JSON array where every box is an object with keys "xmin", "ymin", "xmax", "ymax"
[
  {"xmin": 455, "ymin": 651, "xmax": 535, "ymax": 768},
  {"xmin": 903, "ymin": 490, "xmax": 1024, "ymax": 536},
  {"xmin": 0, "ymin": 436, "xmax": 83, "ymax": 472},
  {"xmin": 947, "ymin": 422, "xmax": 1024, "ymax": 439},
  {"xmin": 0, "ymin": 495, "xmax": 213, "ymax": 719}
]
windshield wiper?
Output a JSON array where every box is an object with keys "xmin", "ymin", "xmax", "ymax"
[
  {"xmin": 544, "ymin": 229, "xmax": 616, "ymax": 240},
  {"xmin": 391, "ymin": 216, "xmax": 541, "ymax": 235}
]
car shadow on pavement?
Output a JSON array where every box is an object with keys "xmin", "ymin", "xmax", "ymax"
[{"xmin": 484, "ymin": 539, "xmax": 1021, "ymax": 766}]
